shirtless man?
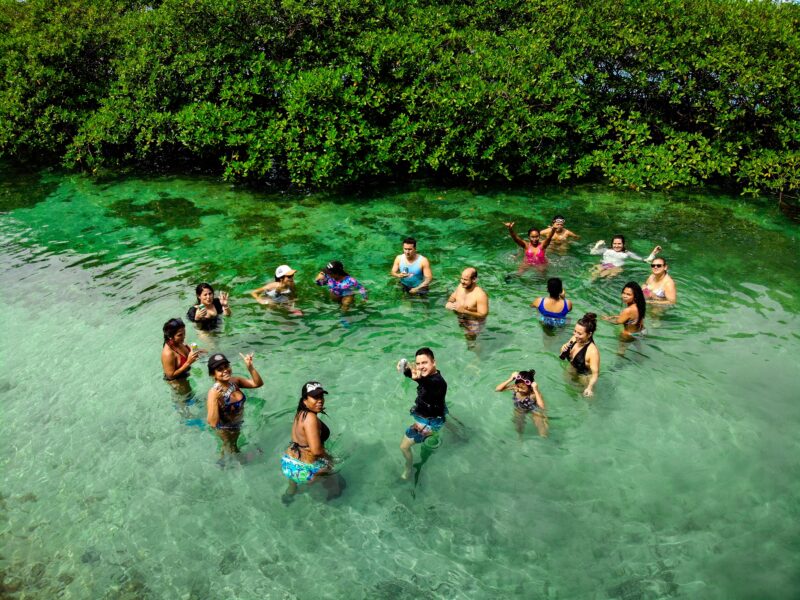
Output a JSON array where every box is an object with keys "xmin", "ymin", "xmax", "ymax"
[
  {"xmin": 445, "ymin": 267, "xmax": 489, "ymax": 340},
  {"xmin": 540, "ymin": 215, "xmax": 580, "ymax": 244},
  {"xmin": 390, "ymin": 237, "xmax": 433, "ymax": 295}
]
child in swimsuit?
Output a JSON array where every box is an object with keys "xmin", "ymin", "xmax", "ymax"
[{"xmin": 495, "ymin": 369, "xmax": 548, "ymax": 437}]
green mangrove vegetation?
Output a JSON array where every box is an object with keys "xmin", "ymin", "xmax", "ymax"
[{"xmin": 0, "ymin": 0, "xmax": 798, "ymax": 194}]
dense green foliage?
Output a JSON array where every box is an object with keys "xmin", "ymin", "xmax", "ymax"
[{"xmin": 1, "ymin": 0, "xmax": 798, "ymax": 194}]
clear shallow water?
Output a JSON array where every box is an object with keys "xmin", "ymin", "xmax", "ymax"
[{"xmin": 1, "ymin": 165, "xmax": 799, "ymax": 599}]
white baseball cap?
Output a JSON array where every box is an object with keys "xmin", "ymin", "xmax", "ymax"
[{"xmin": 275, "ymin": 265, "xmax": 297, "ymax": 278}]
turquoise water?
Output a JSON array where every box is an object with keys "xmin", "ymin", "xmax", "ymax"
[{"xmin": 1, "ymin": 165, "xmax": 799, "ymax": 599}]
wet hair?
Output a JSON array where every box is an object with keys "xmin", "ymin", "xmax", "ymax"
[
  {"xmin": 162, "ymin": 318, "xmax": 185, "ymax": 345},
  {"xmin": 195, "ymin": 282, "xmax": 214, "ymax": 300},
  {"xmin": 415, "ymin": 347, "xmax": 435, "ymax": 360},
  {"xmin": 527, "ymin": 227, "xmax": 541, "ymax": 237},
  {"xmin": 577, "ymin": 312, "xmax": 597, "ymax": 337},
  {"xmin": 464, "ymin": 268, "xmax": 478, "ymax": 280},
  {"xmin": 547, "ymin": 278, "xmax": 563, "ymax": 299},
  {"xmin": 552, "ymin": 214, "xmax": 565, "ymax": 222},
  {"xmin": 403, "ymin": 237, "xmax": 417, "ymax": 247},
  {"xmin": 623, "ymin": 281, "xmax": 647, "ymax": 326},
  {"xmin": 517, "ymin": 369, "xmax": 536, "ymax": 384},
  {"xmin": 612, "ymin": 235, "xmax": 626, "ymax": 251}
]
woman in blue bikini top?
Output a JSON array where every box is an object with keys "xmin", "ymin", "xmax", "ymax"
[{"xmin": 532, "ymin": 278, "xmax": 573, "ymax": 327}]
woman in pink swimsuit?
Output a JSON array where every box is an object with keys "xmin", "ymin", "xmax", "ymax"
[{"xmin": 504, "ymin": 222, "xmax": 555, "ymax": 268}]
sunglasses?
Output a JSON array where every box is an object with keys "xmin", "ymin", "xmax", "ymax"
[
  {"xmin": 514, "ymin": 375, "xmax": 533, "ymax": 386},
  {"xmin": 651, "ymin": 263, "xmax": 665, "ymax": 268}
]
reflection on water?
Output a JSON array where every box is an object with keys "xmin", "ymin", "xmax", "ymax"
[{"xmin": 1, "ymin": 171, "xmax": 799, "ymax": 599}]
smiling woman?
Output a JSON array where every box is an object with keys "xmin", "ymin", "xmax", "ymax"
[
  {"xmin": 2, "ymin": 172, "xmax": 799, "ymax": 598},
  {"xmin": 206, "ymin": 352, "xmax": 264, "ymax": 457}
]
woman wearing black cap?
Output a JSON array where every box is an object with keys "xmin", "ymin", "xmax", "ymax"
[
  {"xmin": 281, "ymin": 382, "xmax": 343, "ymax": 502},
  {"xmin": 206, "ymin": 352, "xmax": 263, "ymax": 457},
  {"xmin": 315, "ymin": 260, "xmax": 367, "ymax": 311}
]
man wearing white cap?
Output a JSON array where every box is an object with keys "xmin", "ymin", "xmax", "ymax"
[{"xmin": 249, "ymin": 265, "xmax": 302, "ymax": 315}]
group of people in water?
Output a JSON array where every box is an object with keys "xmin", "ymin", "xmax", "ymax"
[{"xmin": 159, "ymin": 215, "xmax": 677, "ymax": 501}]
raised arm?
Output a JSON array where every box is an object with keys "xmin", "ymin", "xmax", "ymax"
[
  {"xmin": 495, "ymin": 372, "xmax": 518, "ymax": 392},
  {"xmin": 234, "ymin": 353, "xmax": 264, "ymax": 388},
  {"xmin": 540, "ymin": 227, "xmax": 556, "ymax": 252},
  {"xmin": 590, "ymin": 240, "xmax": 606, "ymax": 255},
  {"xmin": 504, "ymin": 222, "xmax": 526, "ymax": 249},
  {"xmin": 218, "ymin": 293, "xmax": 231, "ymax": 316}
]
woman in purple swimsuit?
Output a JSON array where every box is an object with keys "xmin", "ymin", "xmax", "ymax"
[{"xmin": 315, "ymin": 260, "xmax": 368, "ymax": 311}]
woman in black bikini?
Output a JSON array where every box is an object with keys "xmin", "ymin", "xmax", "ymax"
[
  {"xmin": 187, "ymin": 283, "xmax": 231, "ymax": 331},
  {"xmin": 559, "ymin": 313, "xmax": 600, "ymax": 397},
  {"xmin": 281, "ymin": 382, "xmax": 344, "ymax": 503},
  {"xmin": 206, "ymin": 352, "xmax": 263, "ymax": 458}
]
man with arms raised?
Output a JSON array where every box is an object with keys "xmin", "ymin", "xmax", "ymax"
[
  {"xmin": 445, "ymin": 267, "xmax": 489, "ymax": 340},
  {"xmin": 390, "ymin": 237, "xmax": 433, "ymax": 295}
]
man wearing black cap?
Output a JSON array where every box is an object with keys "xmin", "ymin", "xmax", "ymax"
[
  {"xmin": 315, "ymin": 260, "xmax": 368, "ymax": 311},
  {"xmin": 397, "ymin": 347, "xmax": 448, "ymax": 480}
]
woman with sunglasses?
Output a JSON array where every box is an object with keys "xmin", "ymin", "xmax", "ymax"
[
  {"xmin": 250, "ymin": 264, "xmax": 302, "ymax": 315},
  {"xmin": 495, "ymin": 370, "xmax": 548, "ymax": 437},
  {"xmin": 602, "ymin": 282, "xmax": 647, "ymax": 338},
  {"xmin": 642, "ymin": 258, "xmax": 676, "ymax": 305},
  {"xmin": 206, "ymin": 352, "xmax": 263, "ymax": 458}
]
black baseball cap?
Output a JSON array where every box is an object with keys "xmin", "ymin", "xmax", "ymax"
[
  {"xmin": 302, "ymin": 381, "xmax": 329, "ymax": 398},
  {"xmin": 207, "ymin": 353, "xmax": 230, "ymax": 374}
]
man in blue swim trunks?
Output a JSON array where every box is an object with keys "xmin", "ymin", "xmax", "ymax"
[
  {"xmin": 391, "ymin": 237, "xmax": 433, "ymax": 295},
  {"xmin": 397, "ymin": 347, "xmax": 448, "ymax": 480}
]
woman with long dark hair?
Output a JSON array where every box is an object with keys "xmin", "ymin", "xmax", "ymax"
[
  {"xmin": 161, "ymin": 318, "xmax": 202, "ymax": 387},
  {"xmin": 187, "ymin": 283, "xmax": 231, "ymax": 330},
  {"xmin": 559, "ymin": 313, "xmax": 601, "ymax": 397},
  {"xmin": 603, "ymin": 281, "xmax": 646, "ymax": 337},
  {"xmin": 281, "ymin": 382, "xmax": 343, "ymax": 502}
]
